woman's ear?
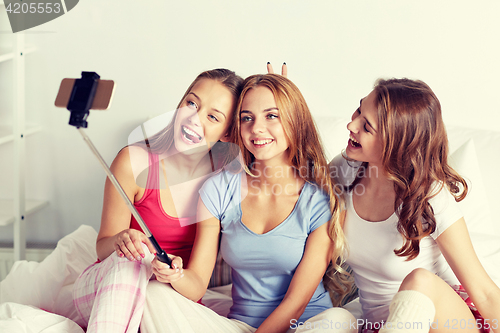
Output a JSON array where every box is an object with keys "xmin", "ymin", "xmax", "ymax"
[{"xmin": 220, "ymin": 132, "xmax": 231, "ymax": 142}]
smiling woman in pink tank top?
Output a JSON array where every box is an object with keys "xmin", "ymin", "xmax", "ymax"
[{"xmin": 72, "ymin": 68, "xmax": 244, "ymax": 333}]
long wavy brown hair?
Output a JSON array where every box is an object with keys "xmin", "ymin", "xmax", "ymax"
[
  {"xmin": 350, "ymin": 78, "xmax": 468, "ymax": 260},
  {"xmin": 232, "ymin": 74, "xmax": 350, "ymax": 305}
]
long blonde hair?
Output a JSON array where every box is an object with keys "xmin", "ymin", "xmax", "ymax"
[{"xmin": 233, "ymin": 74, "xmax": 351, "ymax": 305}]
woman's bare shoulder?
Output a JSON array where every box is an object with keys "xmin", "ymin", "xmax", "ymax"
[{"xmin": 112, "ymin": 146, "xmax": 151, "ymax": 181}]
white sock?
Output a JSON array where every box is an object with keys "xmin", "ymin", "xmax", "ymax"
[{"xmin": 379, "ymin": 290, "xmax": 436, "ymax": 333}]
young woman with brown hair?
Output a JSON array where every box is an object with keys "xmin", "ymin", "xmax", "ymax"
[
  {"xmin": 72, "ymin": 68, "xmax": 244, "ymax": 333},
  {"xmin": 330, "ymin": 78, "xmax": 500, "ymax": 333}
]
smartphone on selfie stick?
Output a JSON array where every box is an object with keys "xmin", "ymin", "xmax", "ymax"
[{"xmin": 54, "ymin": 71, "xmax": 172, "ymax": 267}]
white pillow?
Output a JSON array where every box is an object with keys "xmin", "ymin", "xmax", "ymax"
[
  {"xmin": 448, "ymin": 138, "xmax": 493, "ymax": 234},
  {"xmin": 447, "ymin": 126, "xmax": 500, "ymax": 235},
  {"xmin": 448, "ymin": 139, "xmax": 500, "ymax": 286}
]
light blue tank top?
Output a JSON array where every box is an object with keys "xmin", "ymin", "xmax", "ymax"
[{"xmin": 200, "ymin": 170, "xmax": 333, "ymax": 328}]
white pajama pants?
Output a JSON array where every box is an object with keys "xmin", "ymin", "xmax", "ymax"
[{"xmin": 140, "ymin": 280, "xmax": 357, "ymax": 333}]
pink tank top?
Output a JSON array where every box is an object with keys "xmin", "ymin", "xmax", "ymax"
[{"xmin": 130, "ymin": 152, "xmax": 196, "ymax": 265}]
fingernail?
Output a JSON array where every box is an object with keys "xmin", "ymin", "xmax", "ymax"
[
  {"xmin": 119, "ymin": 253, "xmax": 124, "ymax": 257},
  {"xmin": 128, "ymin": 256, "xmax": 134, "ymax": 261},
  {"xmin": 180, "ymin": 274, "xmax": 184, "ymax": 278},
  {"xmin": 267, "ymin": 62, "xmax": 270, "ymax": 64},
  {"xmin": 283, "ymin": 62, "xmax": 286, "ymax": 65},
  {"xmin": 141, "ymin": 253, "xmax": 145, "ymax": 258},
  {"xmin": 136, "ymin": 256, "xmax": 142, "ymax": 261}
]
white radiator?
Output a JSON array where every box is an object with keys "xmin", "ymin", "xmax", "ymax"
[{"xmin": 0, "ymin": 248, "xmax": 54, "ymax": 281}]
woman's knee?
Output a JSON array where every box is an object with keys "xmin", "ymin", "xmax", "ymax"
[
  {"xmin": 400, "ymin": 268, "xmax": 437, "ymax": 292},
  {"xmin": 327, "ymin": 307, "xmax": 357, "ymax": 324},
  {"xmin": 86, "ymin": 253, "xmax": 152, "ymax": 286},
  {"xmin": 328, "ymin": 307, "xmax": 357, "ymax": 332},
  {"xmin": 106, "ymin": 249, "xmax": 149, "ymax": 268}
]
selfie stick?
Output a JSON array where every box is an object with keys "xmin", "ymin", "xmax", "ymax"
[{"xmin": 64, "ymin": 71, "xmax": 172, "ymax": 266}]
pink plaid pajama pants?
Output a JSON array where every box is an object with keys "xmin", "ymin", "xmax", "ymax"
[{"xmin": 72, "ymin": 249, "xmax": 155, "ymax": 333}]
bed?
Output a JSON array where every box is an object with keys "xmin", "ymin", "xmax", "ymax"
[{"xmin": 1, "ymin": 117, "xmax": 499, "ymax": 332}]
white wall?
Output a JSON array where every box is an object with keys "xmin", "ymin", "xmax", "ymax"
[{"xmin": 1, "ymin": 0, "xmax": 499, "ymax": 244}]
